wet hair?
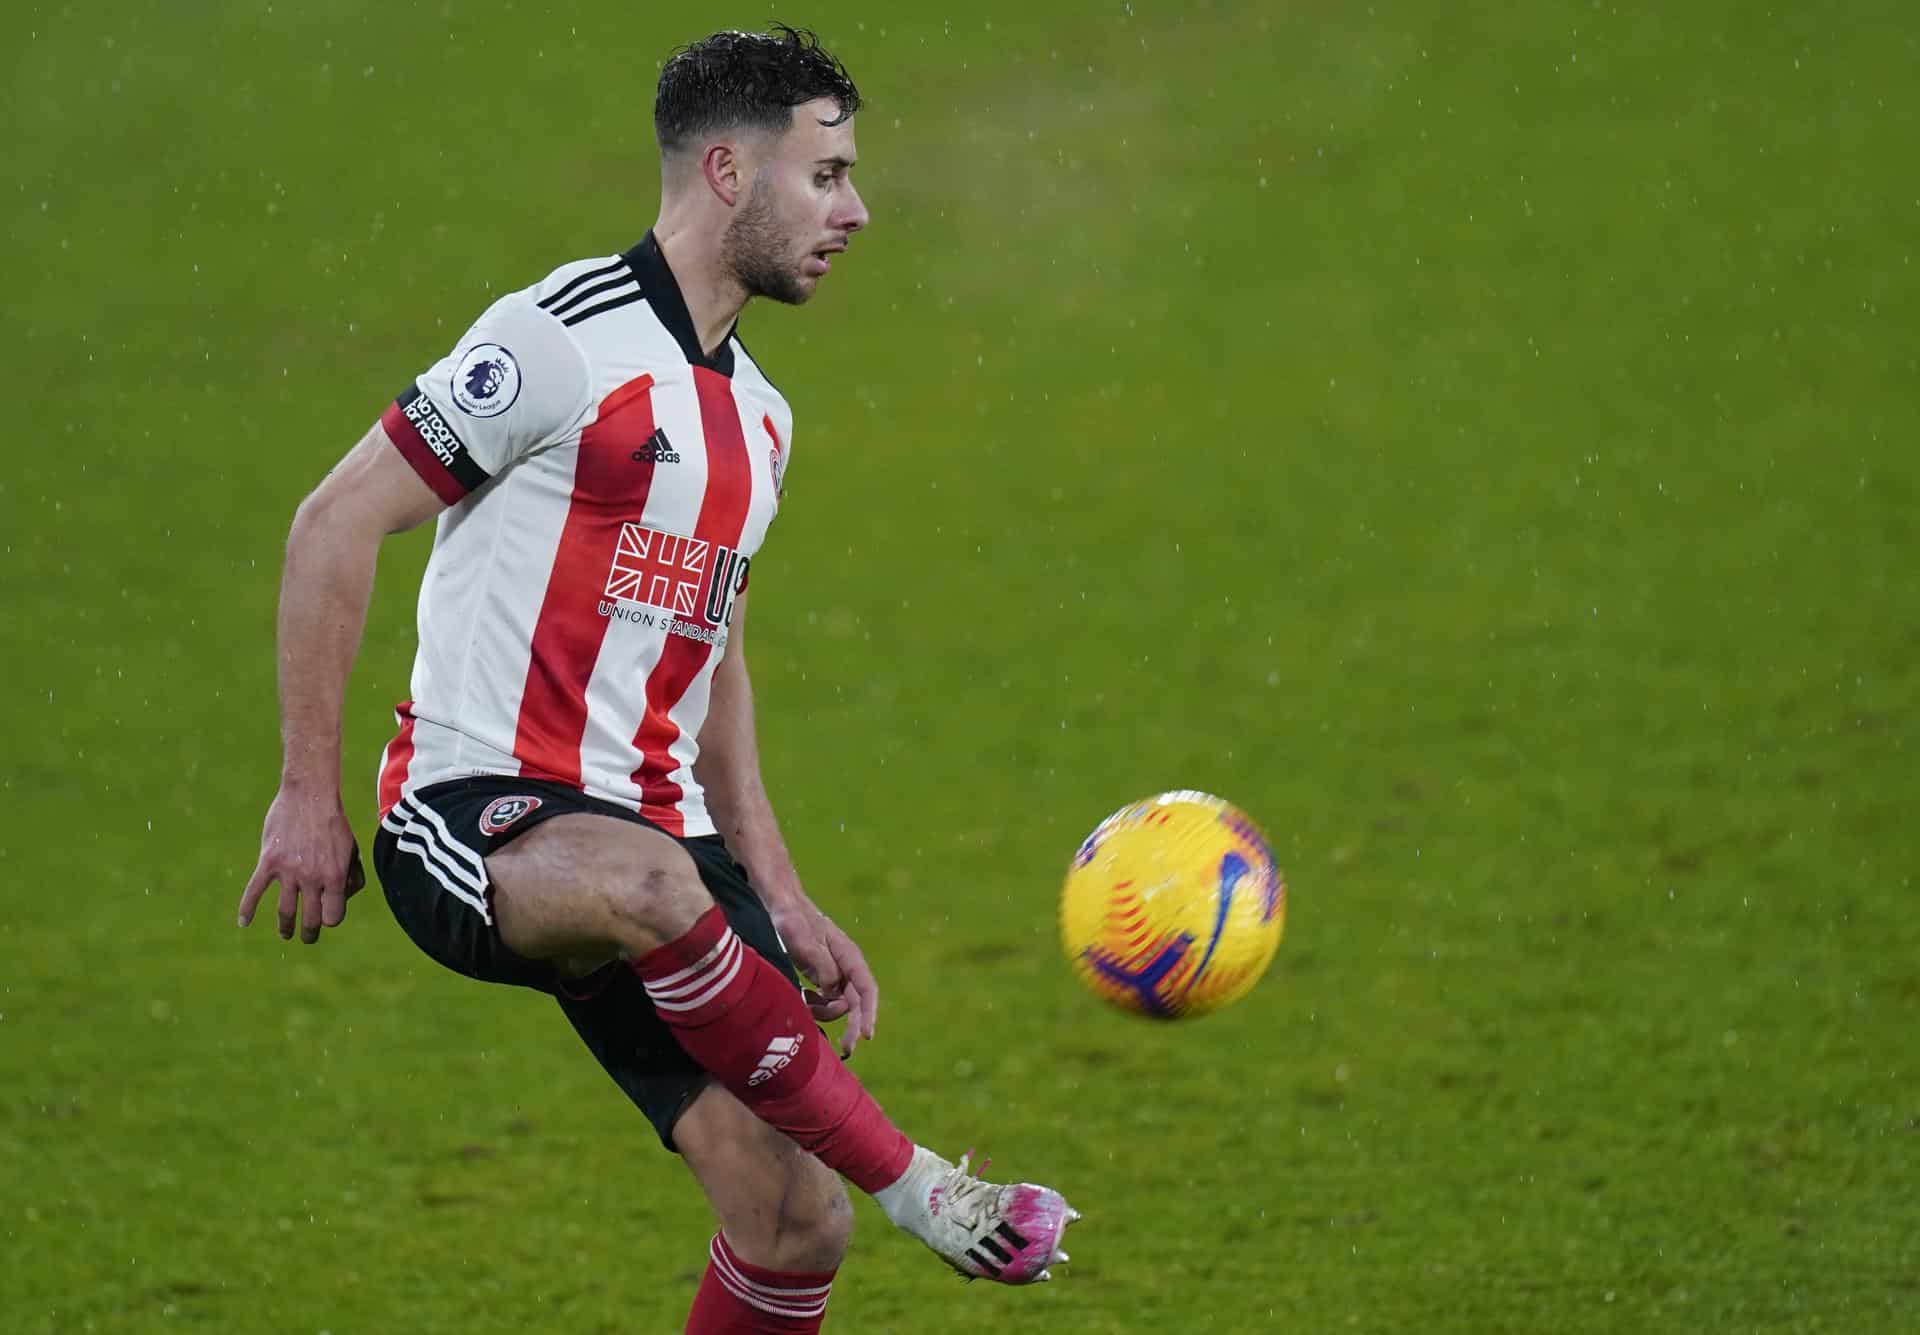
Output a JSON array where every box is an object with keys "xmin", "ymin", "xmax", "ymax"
[{"xmin": 655, "ymin": 24, "xmax": 862, "ymax": 156}]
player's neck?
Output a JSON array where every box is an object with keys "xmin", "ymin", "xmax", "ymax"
[{"xmin": 652, "ymin": 221, "xmax": 748, "ymax": 359}]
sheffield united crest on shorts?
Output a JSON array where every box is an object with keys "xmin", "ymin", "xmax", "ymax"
[
  {"xmin": 451, "ymin": 343, "xmax": 522, "ymax": 417},
  {"xmin": 479, "ymin": 794, "xmax": 543, "ymax": 836}
]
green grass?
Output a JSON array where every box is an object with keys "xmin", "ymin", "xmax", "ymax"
[{"xmin": 4, "ymin": 1, "xmax": 1916, "ymax": 1330}]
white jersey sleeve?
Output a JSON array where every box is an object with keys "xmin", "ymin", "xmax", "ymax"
[{"xmin": 380, "ymin": 290, "xmax": 592, "ymax": 504}]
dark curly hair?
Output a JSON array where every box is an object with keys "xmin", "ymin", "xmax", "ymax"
[{"xmin": 655, "ymin": 23, "xmax": 862, "ymax": 155}]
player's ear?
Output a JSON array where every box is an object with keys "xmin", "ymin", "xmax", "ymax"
[{"xmin": 701, "ymin": 142, "xmax": 744, "ymax": 207}]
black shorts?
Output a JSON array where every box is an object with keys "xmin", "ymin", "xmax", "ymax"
[{"xmin": 372, "ymin": 775, "xmax": 802, "ymax": 1151}]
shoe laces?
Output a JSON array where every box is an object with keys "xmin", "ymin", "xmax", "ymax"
[{"xmin": 938, "ymin": 1150, "xmax": 999, "ymax": 1231}]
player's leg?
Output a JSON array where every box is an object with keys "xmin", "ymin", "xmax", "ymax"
[
  {"xmin": 483, "ymin": 811, "xmax": 710, "ymax": 959},
  {"xmin": 676, "ymin": 1084, "xmax": 850, "ymax": 1332},
  {"xmin": 672, "ymin": 834, "xmax": 1081, "ymax": 1285},
  {"xmin": 486, "ymin": 811, "xmax": 913, "ymax": 1189},
  {"xmin": 555, "ymin": 972, "xmax": 849, "ymax": 1329},
  {"xmin": 489, "ymin": 804, "xmax": 1079, "ymax": 1284}
]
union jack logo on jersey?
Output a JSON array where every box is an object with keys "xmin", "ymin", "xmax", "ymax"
[{"xmin": 606, "ymin": 523, "xmax": 708, "ymax": 615}]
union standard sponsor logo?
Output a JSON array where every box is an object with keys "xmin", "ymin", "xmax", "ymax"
[{"xmin": 599, "ymin": 522, "xmax": 748, "ymax": 642}]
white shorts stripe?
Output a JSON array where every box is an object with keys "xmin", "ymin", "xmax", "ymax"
[
  {"xmin": 381, "ymin": 807, "xmax": 486, "ymax": 898},
  {"xmin": 397, "ymin": 795, "xmax": 487, "ymax": 881},
  {"xmin": 388, "ymin": 829, "xmax": 491, "ymax": 921}
]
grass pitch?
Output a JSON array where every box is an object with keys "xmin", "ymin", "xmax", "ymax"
[{"xmin": 4, "ymin": 1, "xmax": 1916, "ymax": 1331}]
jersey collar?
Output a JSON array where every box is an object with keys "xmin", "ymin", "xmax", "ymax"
[{"xmin": 621, "ymin": 231, "xmax": 737, "ymax": 377}]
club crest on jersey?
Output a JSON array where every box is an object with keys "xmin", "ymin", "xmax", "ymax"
[
  {"xmin": 478, "ymin": 794, "xmax": 543, "ymax": 836},
  {"xmin": 451, "ymin": 343, "xmax": 522, "ymax": 418},
  {"xmin": 761, "ymin": 415, "xmax": 788, "ymax": 497}
]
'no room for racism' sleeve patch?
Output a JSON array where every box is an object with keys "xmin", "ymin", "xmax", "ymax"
[{"xmin": 382, "ymin": 386, "xmax": 490, "ymax": 504}]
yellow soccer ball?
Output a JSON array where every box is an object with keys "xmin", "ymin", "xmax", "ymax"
[{"xmin": 1060, "ymin": 791, "xmax": 1287, "ymax": 1019}]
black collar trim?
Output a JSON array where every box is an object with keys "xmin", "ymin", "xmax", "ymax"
[{"xmin": 621, "ymin": 231, "xmax": 736, "ymax": 376}]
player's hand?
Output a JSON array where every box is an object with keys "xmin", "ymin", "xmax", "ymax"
[
  {"xmin": 776, "ymin": 904, "xmax": 879, "ymax": 1059},
  {"xmin": 239, "ymin": 785, "xmax": 365, "ymax": 944}
]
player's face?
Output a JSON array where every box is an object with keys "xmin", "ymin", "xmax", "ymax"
[{"xmin": 723, "ymin": 98, "xmax": 869, "ymax": 305}]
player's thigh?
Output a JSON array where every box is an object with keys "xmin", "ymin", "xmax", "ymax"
[
  {"xmin": 676, "ymin": 1082, "xmax": 853, "ymax": 1272},
  {"xmin": 484, "ymin": 812, "xmax": 712, "ymax": 961}
]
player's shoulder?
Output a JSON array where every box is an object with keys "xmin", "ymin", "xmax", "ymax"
[
  {"xmin": 522, "ymin": 252, "xmax": 646, "ymax": 331},
  {"xmin": 455, "ymin": 256, "xmax": 621, "ymax": 352},
  {"xmin": 463, "ymin": 251, "xmax": 641, "ymax": 387},
  {"xmin": 415, "ymin": 257, "xmax": 617, "ymax": 454}
]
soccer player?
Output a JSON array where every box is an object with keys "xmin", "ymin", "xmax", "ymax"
[{"xmin": 237, "ymin": 24, "xmax": 1075, "ymax": 1332}]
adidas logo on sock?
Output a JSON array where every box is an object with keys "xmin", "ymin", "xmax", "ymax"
[{"xmin": 747, "ymin": 1034, "xmax": 805, "ymax": 1087}]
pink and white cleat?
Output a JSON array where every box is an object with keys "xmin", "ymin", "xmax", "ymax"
[{"xmin": 875, "ymin": 1146, "xmax": 1080, "ymax": 1284}]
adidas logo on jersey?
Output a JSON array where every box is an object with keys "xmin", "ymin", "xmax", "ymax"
[
  {"xmin": 747, "ymin": 1034, "xmax": 805, "ymax": 1087},
  {"xmin": 630, "ymin": 428, "xmax": 680, "ymax": 465}
]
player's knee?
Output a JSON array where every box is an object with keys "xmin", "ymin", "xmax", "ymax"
[
  {"xmin": 722, "ymin": 1157, "xmax": 853, "ymax": 1273},
  {"xmin": 772, "ymin": 1178, "xmax": 853, "ymax": 1273},
  {"xmin": 605, "ymin": 859, "xmax": 710, "ymax": 949}
]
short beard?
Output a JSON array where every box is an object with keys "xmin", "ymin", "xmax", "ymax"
[{"xmin": 722, "ymin": 173, "xmax": 809, "ymax": 306}]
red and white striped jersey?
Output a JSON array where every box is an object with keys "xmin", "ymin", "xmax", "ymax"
[{"xmin": 374, "ymin": 233, "xmax": 793, "ymax": 837}]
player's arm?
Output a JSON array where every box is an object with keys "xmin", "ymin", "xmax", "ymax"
[
  {"xmin": 238, "ymin": 423, "xmax": 445, "ymax": 944},
  {"xmin": 697, "ymin": 591, "xmax": 880, "ymax": 1056},
  {"xmin": 240, "ymin": 290, "xmax": 591, "ymax": 945}
]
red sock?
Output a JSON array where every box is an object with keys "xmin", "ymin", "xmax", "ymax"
[
  {"xmin": 634, "ymin": 907, "xmax": 913, "ymax": 1193},
  {"xmin": 684, "ymin": 1232, "xmax": 836, "ymax": 1334}
]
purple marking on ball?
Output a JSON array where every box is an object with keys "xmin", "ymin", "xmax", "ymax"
[{"xmin": 1221, "ymin": 811, "xmax": 1283, "ymax": 922}]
